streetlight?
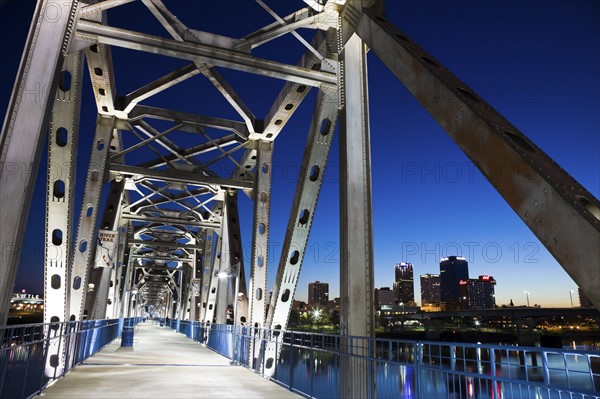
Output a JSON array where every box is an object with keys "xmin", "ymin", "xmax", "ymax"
[
  {"xmin": 524, "ymin": 291, "xmax": 530, "ymax": 307},
  {"xmin": 569, "ymin": 290, "xmax": 574, "ymax": 308},
  {"xmin": 312, "ymin": 308, "xmax": 322, "ymax": 321}
]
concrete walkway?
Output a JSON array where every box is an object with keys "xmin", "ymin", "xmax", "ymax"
[{"xmin": 37, "ymin": 321, "xmax": 300, "ymax": 398}]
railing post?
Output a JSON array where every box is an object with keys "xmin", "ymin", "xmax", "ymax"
[
  {"xmin": 451, "ymin": 344, "xmax": 456, "ymax": 371},
  {"xmin": 273, "ymin": 330, "xmax": 279, "ymax": 378},
  {"xmin": 310, "ymin": 334, "xmax": 314, "ymax": 398},
  {"xmin": 490, "ymin": 347, "xmax": 498, "ymax": 394},
  {"xmin": 414, "ymin": 342, "xmax": 422, "ymax": 398},
  {"xmin": 289, "ymin": 332, "xmax": 294, "ymax": 391}
]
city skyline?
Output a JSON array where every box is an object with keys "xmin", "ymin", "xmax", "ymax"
[{"xmin": 0, "ymin": 2, "xmax": 598, "ymax": 309}]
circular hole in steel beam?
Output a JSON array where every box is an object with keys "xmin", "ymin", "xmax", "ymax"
[
  {"xmin": 52, "ymin": 229, "xmax": 63, "ymax": 246},
  {"xmin": 299, "ymin": 209, "xmax": 310, "ymax": 225},
  {"xmin": 56, "ymin": 127, "xmax": 68, "ymax": 147}
]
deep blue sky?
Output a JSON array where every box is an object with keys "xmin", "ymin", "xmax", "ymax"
[{"xmin": 1, "ymin": 1, "xmax": 598, "ymax": 307}]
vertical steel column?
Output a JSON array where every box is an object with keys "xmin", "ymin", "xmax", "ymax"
[
  {"xmin": 44, "ymin": 50, "xmax": 84, "ymax": 378},
  {"xmin": 265, "ymin": 87, "xmax": 338, "ymax": 333},
  {"xmin": 90, "ymin": 230, "xmax": 118, "ymax": 319},
  {"xmin": 175, "ymin": 269, "xmax": 184, "ymax": 320},
  {"xmin": 0, "ymin": 0, "xmax": 79, "ymax": 326},
  {"xmin": 339, "ymin": 33, "xmax": 375, "ymax": 399},
  {"xmin": 199, "ymin": 229, "xmax": 214, "ymax": 321},
  {"xmin": 119, "ymin": 251, "xmax": 135, "ymax": 319},
  {"xmin": 215, "ymin": 203, "xmax": 231, "ymax": 324},
  {"xmin": 87, "ymin": 179, "xmax": 124, "ymax": 318},
  {"xmin": 89, "ymin": 267, "xmax": 112, "ymax": 319},
  {"xmin": 225, "ymin": 192, "xmax": 248, "ymax": 324},
  {"xmin": 262, "ymin": 87, "xmax": 338, "ymax": 377},
  {"xmin": 184, "ymin": 236, "xmax": 199, "ymax": 321},
  {"xmin": 203, "ymin": 235, "xmax": 222, "ymax": 323},
  {"xmin": 248, "ymin": 141, "xmax": 273, "ymax": 328},
  {"xmin": 111, "ymin": 221, "xmax": 129, "ymax": 318},
  {"xmin": 69, "ymin": 116, "xmax": 114, "ymax": 320},
  {"xmin": 106, "ymin": 219, "xmax": 127, "ymax": 318},
  {"xmin": 68, "ymin": 116, "xmax": 114, "ymax": 320}
]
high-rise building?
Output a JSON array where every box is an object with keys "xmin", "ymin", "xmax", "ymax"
[
  {"xmin": 439, "ymin": 256, "xmax": 469, "ymax": 310},
  {"xmin": 458, "ymin": 275, "xmax": 496, "ymax": 309},
  {"xmin": 420, "ymin": 274, "xmax": 441, "ymax": 305},
  {"xmin": 394, "ymin": 262, "xmax": 414, "ymax": 304},
  {"xmin": 374, "ymin": 287, "xmax": 395, "ymax": 307},
  {"xmin": 308, "ymin": 281, "xmax": 329, "ymax": 307}
]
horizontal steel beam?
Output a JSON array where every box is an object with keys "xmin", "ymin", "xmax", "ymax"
[
  {"xmin": 80, "ymin": 0, "xmax": 137, "ymax": 18},
  {"xmin": 122, "ymin": 213, "xmax": 220, "ymax": 228},
  {"xmin": 110, "ymin": 163, "xmax": 253, "ymax": 189},
  {"xmin": 131, "ymin": 254, "xmax": 192, "ymax": 262},
  {"xmin": 128, "ymin": 239, "xmax": 203, "ymax": 250},
  {"xmin": 133, "ymin": 263, "xmax": 185, "ymax": 270},
  {"xmin": 76, "ymin": 21, "xmax": 337, "ymax": 87},
  {"xmin": 129, "ymin": 103, "xmax": 249, "ymax": 139}
]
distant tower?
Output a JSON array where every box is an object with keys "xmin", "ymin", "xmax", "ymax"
[
  {"xmin": 458, "ymin": 275, "xmax": 496, "ymax": 310},
  {"xmin": 374, "ymin": 287, "xmax": 395, "ymax": 307},
  {"xmin": 308, "ymin": 281, "xmax": 329, "ymax": 307},
  {"xmin": 420, "ymin": 273, "xmax": 441, "ymax": 306},
  {"xmin": 393, "ymin": 262, "xmax": 414, "ymax": 304},
  {"xmin": 439, "ymin": 256, "xmax": 469, "ymax": 310}
]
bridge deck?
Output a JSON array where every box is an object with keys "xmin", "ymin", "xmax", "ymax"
[{"xmin": 37, "ymin": 321, "xmax": 300, "ymax": 398}]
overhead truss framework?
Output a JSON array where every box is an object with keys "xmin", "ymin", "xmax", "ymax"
[{"xmin": 0, "ymin": 0, "xmax": 598, "ymax": 395}]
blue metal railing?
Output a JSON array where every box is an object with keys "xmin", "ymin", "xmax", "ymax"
[
  {"xmin": 0, "ymin": 317, "xmax": 141, "ymax": 399},
  {"xmin": 169, "ymin": 320, "xmax": 600, "ymax": 399}
]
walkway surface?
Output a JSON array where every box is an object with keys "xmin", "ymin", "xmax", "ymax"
[{"xmin": 37, "ymin": 322, "xmax": 300, "ymax": 398}]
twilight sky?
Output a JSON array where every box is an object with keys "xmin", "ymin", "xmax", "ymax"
[{"xmin": 1, "ymin": 1, "xmax": 598, "ymax": 308}]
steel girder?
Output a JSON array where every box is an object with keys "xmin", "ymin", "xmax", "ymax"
[
  {"xmin": 356, "ymin": 7, "xmax": 600, "ymax": 309},
  {"xmin": 199, "ymin": 229, "xmax": 215, "ymax": 321},
  {"xmin": 107, "ymin": 213, "xmax": 128, "ymax": 319},
  {"xmin": 183, "ymin": 235, "xmax": 199, "ymax": 321},
  {"xmin": 0, "ymin": 0, "xmax": 80, "ymax": 326},
  {"xmin": 110, "ymin": 163, "xmax": 253, "ymax": 190},
  {"xmin": 338, "ymin": 31, "xmax": 376, "ymax": 399},
  {"xmin": 262, "ymin": 86, "xmax": 339, "ymax": 377},
  {"xmin": 224, "ymin": 193, "xmax": 249, "ymax": 325},
  {"xmin": 75, "ymin": 21, "xmax": 337, "ymax": 88},
  {"xmin": 203, "ymin": 235, "xmax": 222, "ymax": 324},
  {"xmin": 87, "ymin": 179, "xmax": 125, "ymax": 320},
  {"xmin": 68, "ymin": 116, "xmax": 115, "ymax": 320},
  {"xmin": 248, "ymin": 141, "xmax": 273, "ymax": 329},
  {"xmin": 44, "ymin": 51, "xmax": 84, "ymax": 378}
]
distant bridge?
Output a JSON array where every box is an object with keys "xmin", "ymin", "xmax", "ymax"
[{"xmin": 392, "ymin": 307, "xmax": 600, "ymax": 321}]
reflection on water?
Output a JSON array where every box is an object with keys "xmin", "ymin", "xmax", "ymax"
[
  {"xmin": 193, "ymin": 325, "xmax": 600, "ymax": 399},
  {"xmin": 269, "ymin": 345, "xmax": 599, "ymax": 399}
]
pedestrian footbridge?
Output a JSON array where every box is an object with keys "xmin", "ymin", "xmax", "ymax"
[
  {"xmin": 36, "ymin": 321, "xmax": 298, "ymax": 399},
  {"xmin": 2, "ymin": 318, "xmax": 599, "ymax": 399}
]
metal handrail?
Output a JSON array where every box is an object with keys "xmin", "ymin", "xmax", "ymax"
[
  {"xmin": 169, "ymin": 320, "xmax": 600, "ymax": 399},
  {"xmin": 0, "ymin": 317, "xmax": 142, "ymax": 399}
]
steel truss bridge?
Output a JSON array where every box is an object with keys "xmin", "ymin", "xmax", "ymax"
[{"xmin": 0, "ymin": 0, "xmax": 598, "ymax": 397}]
